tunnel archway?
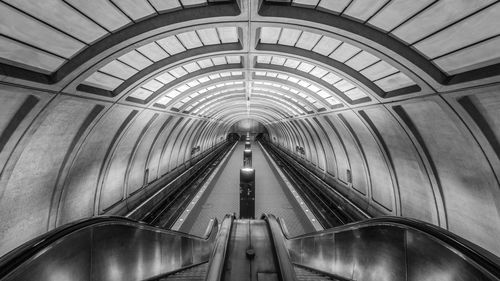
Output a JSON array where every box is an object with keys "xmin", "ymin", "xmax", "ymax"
[{"xmin": 0, "ymin": 0, "xmax": 499, "ymax": 257}]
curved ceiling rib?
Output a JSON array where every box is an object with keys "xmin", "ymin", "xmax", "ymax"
[
  {"xmin": 259, "ymin": 0, "xmax": 500, "ymax": 86},
  {"xmin": 0, "ymin": 1, "xmax": 242, "ymax": 86},
  {"xmin": 0, "ymin": 0, "xmax": 499, "ymax": 126},
  {"xmin": 255, "ymin": 25, "xmax": 422, "ymax": 97},
  {"xmin": 77, "ymin": 26, "xmax": 243, "ymax": 96}
]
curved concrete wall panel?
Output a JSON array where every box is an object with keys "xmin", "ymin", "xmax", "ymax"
[
  {"xmin": 57, "ymin": 105, "xmax": 137, "ymax": 225},
  {"xmin": 360, "ymin": 107, "xmax": 439, "ymax": 224},
  {"xmin": 0, "ymin": 97, "xmax": 103, "ymax": 255},
  {"xmin": 146, "ymin": 117, "xmax": 182, "ymax": 183},
  {"xmin": 126, "ymin": 114, "xmax": 168, "ymax": 196},
  {"xmin": 99, "ymin": 110, "xmax": 156, "ymax": 212},
  {"xmin": 395, "ymin": 98, "xmax": 500, "ymax": 254},
  {"xmin": 339, "ymin": 111, "xmax": 395, "ymax": 213}
]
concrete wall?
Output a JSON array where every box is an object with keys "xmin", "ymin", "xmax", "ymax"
[
  {"xmin": 0, "ymin": 83, "xmax": 227, "ymax": 256},
  {"xmin": 267, "ymin": 83, "xmax": 500, "ymax": 256}
]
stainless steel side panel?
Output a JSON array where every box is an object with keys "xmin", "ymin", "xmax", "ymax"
[
  {"xmin": 2, "ymin": 221, "xmax": 217, "ymax": 281},
  {"xmin": 287, "ymin": 224, "xmax": 497, "ymax": 281}
]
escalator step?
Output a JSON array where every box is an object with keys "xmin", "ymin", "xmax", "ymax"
[
  {"xmin": 160, "ymin": 263, "xmax": 208, "ymax": 281},
  {"xmin": 294, "ymin": 265, "xmax": 339, "ymax": 281}
]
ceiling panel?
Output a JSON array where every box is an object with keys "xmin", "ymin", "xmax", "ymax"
[
  {"xmin": 312, "ymin": 36, "xmax": 342, "ymax": 56},
  {"xmin": 84, "ymin": 72, "xmax": 123, "ymax": 90},
  {"xmin": 309, "ymin": 67, "xmax": 328, "ymax": 78},
  {"xmin": 197, "ymin": 28, "xmax": 220, "ymax": 45},
  {"xmin": 316, "ymin": 0, "xmax": 351, "ymax": 14},
  {"xmin": 137, "ymin": 42, "xmax": 169, "ymax": 62},
  {"xmin": 343, "ymin": 0, "xmax": 389, "ymax": 22},
  {"xmin": 149, "ymin": 0, "xmax": 182, "ymax": 12},
  {"xmin": 142, "ymin": 79, "xmax": 164, "ymax": 91},
  {"xmin": 334, "ymin": 80, "xmax": 355, "ymax": 92},
  {"xmin": 283, "ymin": 58, "xmax": 300, "ymax": 68},
  {"xmin": 295, "ymin": 31, "xmax": 322, "ymax": 50},
  {"xmin": 217, "ymin": 27, "xmax": 239, "ymax": 43},
  {"xmin": 325, "ymin": 97, "xmax": 341, "ymax": 105},
  {"xmin": 329, "ymin": 43, "xmax": 361, "ymax": 62},
  {"xmin": 211, "ymin": 56, "xmax": 227, "ymax": 65},
  {"xmin": 413, "ymin": 3, "xmax": 500, "ymax": 59},
  {"xmin": 129, "ymin": 88, "xmax": 154, "ymax": 100},
  {"xmin": 278, "ymin": 28, "xmax": 301, "ymax": 46},
  {"xmin": 170, "ymin": 67, "xmax": 188, "ymax": 78},
  {"xmin": 66, "ymin": 0, "xmax": 131, "ymax": 32},
  {"xmin": 433, "ymin": 35, "xmax": 500, "ymax": 75},
  {"xmin": 4, "ymin": 0, "xmax": 108, "ymax": 43},
  {"xmin": 344, "ymin": 88, "xmax": 367, "ymax": 100},
  {"xmin": 183, "ymin": 62, "xmax": 201, "ymax": 72},
  {"xmin": 322, "ymin": 73, "xmax": 341, "ymax": 84},
  {"xmin": 110, "ymin": 0, "xmax": 156, "ymax": 21},
  {"xmin": 368, "ymin": 0, "xmax": 434, "ymax": 32},
  {"xmin": 257, "ymin": 55, "xmax": 272, "ymax": 64},
  {"xmin": 0, "ymin": 35, "xmax": 65, "ymax": 73},
  {"xmin": 118, "ymin": 50, "xmax": 153, "ymax": 70},
  {"xmin": 345, "ymin": 51, "xmax": 380, "ymax": 71},
  {"xmin": 360, "ymin": 60, "xmax": 398, "ymax": 81},
  {"xmin": 292, "ymin": 0, "xmax": 320, "ymax": 8},
  {"xmin": 374, "ymin": 72, "xmax": 415, "ymax": 91},
  {"xmin": 0, "ymin": 2, "xmax": 85, "ymax": 58},
  {"xmin": 100, "ymin": 60, "xmax": 138, "ymax": 79},
  {"xmin": 197, "ymin": 58, "xmax": 214, "ymax": 68},
  {"xmin": 297, "ymin": 62, "xmax": 314, "ymax": 72},
  {"xmin": 271, "ymin": 56, "xmax": 286, "ymax": 65},
  {"xmin": 157, "ymin": 36, "xmax": 186, "ymax": 55},
  {"xmin": 260, "ymin": 27, "xmax": 281, "ymax": 44},
  {"xmin": 181, "ymin": 0, "xmax": 207, "ymax": 7},
  {"xmin": 156, "ymin": 96, "xmax": 172, "ymax": 105},
  {"xmin": 392, "ymin": 0, "xmax": 495, "ymax": 44},
  {"xmin": 156, "ymin": 72, "xmax": 176, "ymax": 84},
  {"xmin": 226, "ymin": 56, "xmax": 241, "ymax": 64},
  {"xmin": 177, "ymin": 31, "xmax": 203, "ymax": 48}
]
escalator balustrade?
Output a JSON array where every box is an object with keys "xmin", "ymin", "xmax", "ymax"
[{"xmin": 0, "ymin": 215, "xmax": 499, "ymax": 281}]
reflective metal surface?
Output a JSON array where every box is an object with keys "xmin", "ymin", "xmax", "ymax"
[
  {"xmin": 243, "ymin": 149, "xmax": 252, "ymax": 167},
  {"xmin": 240, "ymin": 168, "xmax": 255, "ymax": 219},
  {"xmin": 0, "ymin": 217, "xmax": 218, "ymax": 281},
  {"xmin": 264, "ymin": 214, "xmax": 299, "ymax": 281},
  {"xmin": 284, "ymin": 216, "xmax": 500, "ymax": 281},
  {"xmin": 222, "ymin": 219, "xmax": 280, "ymax": 281},
  {"xmin": 205, "ymin": 214, "xmax": 234, "ymax": 281}
]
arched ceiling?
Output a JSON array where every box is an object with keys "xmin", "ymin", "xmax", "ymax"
[{"xmin": 1, "ymin": 0, "xmax": 499, "ymax": 127}]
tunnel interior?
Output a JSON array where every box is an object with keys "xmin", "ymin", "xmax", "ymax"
[{"xmin": 0, "ymin": 0, "xmax": 499, "ymax": 259}]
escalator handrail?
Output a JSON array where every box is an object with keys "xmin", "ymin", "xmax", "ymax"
[
  {"xmin": 205, "ymin": 214, "xmax": 234, "ymax": 281},
  {"xmin": 263, "ymin": 214, "xmax": 299, "ymax": 281},
  {"xmin": 282, "ymin": 216, "xmax": 500, "ymax": 277},
  {"xmin": 0, "ymin": 216, "xmax": 218, "ymax": 279}
]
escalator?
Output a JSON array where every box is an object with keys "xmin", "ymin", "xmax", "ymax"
[{"xmin": 1, "ymin": 214, "xmax": 500, "ymax": 281}]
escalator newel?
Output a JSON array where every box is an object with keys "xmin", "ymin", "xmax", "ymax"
[
  {"xmin": 243, "ymin": 149, "xmax": 252, "ymax": 167},
  {"xmin": 239, "ymin": 167, "xmax": 255, "ymax": 219}
]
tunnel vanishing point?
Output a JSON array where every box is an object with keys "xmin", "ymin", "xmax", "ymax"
[{"xmin": 0, "ymin": 0, "xmax": 500, "ymax": 273}]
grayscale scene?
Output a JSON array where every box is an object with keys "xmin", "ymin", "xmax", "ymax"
[{"xmin": 0, "ymin": 1, "xmax": 499, "ymax": 280}]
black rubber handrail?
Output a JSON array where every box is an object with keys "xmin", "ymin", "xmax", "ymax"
[
  {"xmin": 263, "ymin": 214, "xmax": 299, "ymax": 281},
  {"xmin": 282, "ymin": 216, "xmax": 500, "ymax": 278},
  {"xmin": 205, "ymin": 214, "xmax": 234, "ymax": 281},
  {"xmin": 0, "ymin": 216, "xmax": 218, "ymax": 279}
]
